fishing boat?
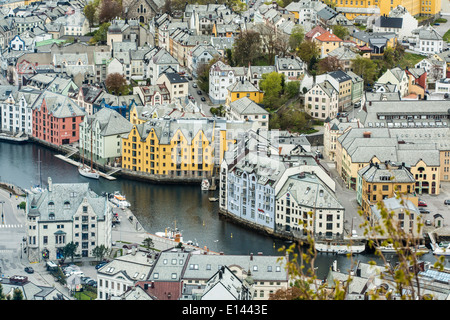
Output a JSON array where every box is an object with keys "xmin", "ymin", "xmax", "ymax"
[
  {"xmin": 155, "ymin": 227, "xmax": 184, "ymax": 243},
  {"xmin": 201, "ymin": 178, "xmax": 210, "ymax": 191},
  {"xmin": 109, "ymin": 191, "xmax": 131, "ymax": 208},
  {"xmin": 78, "ymin": 128, "xmax": 99, "ymax": 179}
]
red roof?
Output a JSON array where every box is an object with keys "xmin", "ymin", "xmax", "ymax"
[
  {"xmin": 315, "ymin": 31, "xmax": 343, "ymax": 42},
  {"xmin": 305, "ymin": 25, "xmax": 327, "ymax": 39},
  {"xmin": 136, "ymin": 281, "xmax": 182, "ymax": 300}
]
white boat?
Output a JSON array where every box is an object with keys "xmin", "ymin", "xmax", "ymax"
[
  {"xmin": 375, "ymin": 244, "xmax": 398, "ymax": 254},
  {"xmin": 411, "ymin": 245, "xmax": 429, "ymax": 254},
  {"xmin": 315, "ymin": 242, "xmax": 365, "ymax": 254},
  {"xmin": 201, "ymin": 178, "xmax": 210, "ymax": 191},
  {"xmin": 79, "ymin": 127, "xmax": 99, "ymax": 180},
  {"xmin": 432, "ymin": 243, "xmax": 450, "ymax": 256},
  {"xmin": 109, "ymin": 191, "xmax": 130, "ymax": 208},
  {"xmin": 31, "ymin": 185, "xmax": 45, "ymax": 193},
  {"xmin": 78, "ymin": 165, "xmax": 100, "ymax": 179}
]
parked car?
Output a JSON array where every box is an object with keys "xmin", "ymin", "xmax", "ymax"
[
  {"xmin": 201, "ymin": 97, "xmax": 206, "ymax": 102},
  {"xmin": 24, "ymin": 267, "xmax": 34, "ymax": 274},
  {"xmin": 192, "ymin": 83, "xmax": 197, "ymax": 88},
  {"xmin": 425, "ymin": 219, "xmax": 432, "ymax": 226},
  {"xmin": 81, "ymin": 276, "xmax": 92, "ymax": 285},
  {"xmin": 444, "ymin": 199, "xmax": 450, "ymax": 205},
  {"xmin": 197, "ymin": 90, "xmax": 202, "ymax": 95},
  {"xmin": 87, "ymin": 279, "xmax": 97, "ymax": 288},
  {"xmin": 95, "ymin": 262, "xmax": 107, "ymax": 269},
  {"xmin": 187, "ymin": 75, "xmax": 193, "ymax": 80},
  {"xmin": 419, "ymin": 208, "xmax": 430, "ymax": 214},
  {"xmin": 418, "ymin": 200, "xmax": 427, "ymax": 207}
]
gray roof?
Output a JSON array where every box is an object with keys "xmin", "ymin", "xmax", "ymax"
[
  {"xmin": 183, "ymin": 254, "xmax": 288, "ymax": 281},
  {"xmin": 149, "ymin": 247, "xmax": 190, "ymax": 281},
  {"xmin": 357, "ymin": 161, "xmax": 415, "ymax": 183},
  {"xmin": 229, "ymin": 97, "xmax": 268, "ymax": 116},
  {"xmin": 375, "ymin": 16, "xmax": 403, "ymax": 29},
  {"xmin": 277, "ymin": 173, "xmax": 344, "ymax": 210},
  {"xmin": 28, "ymin": 180, "xmax": 108, "ymax": 222},
  {"xmin": 83, "ymin": 107, "xmax": 133, "ymax": 137},
  {"xmin": 31, "ymin": 90, "xmax": 85, "ymax": 118}
]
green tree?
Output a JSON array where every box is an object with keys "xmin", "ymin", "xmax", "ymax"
[
  {"xmin": 83, "ymin": 2, "xmax": 97, "ymax": 28},
  {"xmin": 0, "ymin": 283, "xmax": 5, "ymax": 300},
  {"xmin": 296, "ymin": 40, "xmax": 320, "ymax": 72},
  {"xmin": 351, "ymin": 56, "xmax": 378, "ymax": 86},
  {"xmin": 63, "ymin": 242, "xmax": 78, "ymax": 263},
  {"xmin": 332, "ymin": 25, "xmax": 349, "ymax": 40},
  {"xmin": 89, "ymin": 22, "xmax": 110, "ymax": 44},
  {"xmin": 197, "ymin": 55, "xmax": 221, "ymax": 93},
  {"xmin": 12, "ymin": 288, "xmax": 23, "ymax": 300},
  {"xmin": 289, "ymin": 25, "xmax": 305, "ymax": 52},
  {"xmin": 259, "ymin": 72, "xmax": 284, "ymax": 109},
  {"xmin": 284, "ymin": 81, "xmax": 300, "ymax": 99},
  {"xmin": 93, "ymin": 245, "xmax": 109, "ymax": 262},
  {"xmin": 143, "ymin": 237, "xmax": 154, "ymax": 250}
]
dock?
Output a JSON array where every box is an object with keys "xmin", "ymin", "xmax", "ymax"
[{"xmin": 54, "ymin": 154, "xmax": 117, "ymax": 180}]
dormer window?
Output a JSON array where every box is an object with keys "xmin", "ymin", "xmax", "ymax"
[
  {"xmin": 64, "ymin": 201, "xmax": 70, "ymax": 209},
  {"xmin": 49, "ymin": 213, "xmax": 55, "ymax": 220},
  {"xmin": 48, "ymin": 201, "xmax": 55, "ymax": 210}
]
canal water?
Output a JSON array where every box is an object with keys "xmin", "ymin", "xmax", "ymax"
[{"xmin": 0, "ymin": 141, "xmax": 446, "ymax": 279}]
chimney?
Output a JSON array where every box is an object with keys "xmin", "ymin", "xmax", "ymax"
[
  {"xmin": 48, "ymin": 177, "xmax": 52, "ymax": 192},
  {"xmin": 250, "ymin": 253, "xmax": 253, "ymax": 260},
  {"xmin": 151, "ymin": 281, "xmax": 155, "ymax": 288}
]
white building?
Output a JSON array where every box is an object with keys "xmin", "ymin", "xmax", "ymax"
[
  {"xmin": 304, "ymin": 80, "xmax": 339, "ymax": 120},
  {"xmin": 97, "ymin": 247, "xmax": 155, "ymax": 300},
  {"xmin": 79, "ymin": 107, "xmax": 133, "ymax": 166},
  {"xmin": 276, "ymin": 171, "xmax": 344, "ymax": 238},
  {"xmin": 25, "ymin": 178, "xmax": 113, "ymax": 262},
  {"xmin": 408, "ymin": 26, "xmax": 443, "ymax": 55},
  {"xmin": 226, "ymin": 97, "xmax": 269, "ymax": 129},
  {"xmin": 209, "ymin": 60, "xmax": 247, "ymax": 104},
  {"xmin": 0, "ymin": 86, "xmax": 40, "ymax": 135}
]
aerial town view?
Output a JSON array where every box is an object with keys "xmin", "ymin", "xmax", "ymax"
[{"xmin": 1, "ymin": 0, "xmax": 450, "ymax": 307}]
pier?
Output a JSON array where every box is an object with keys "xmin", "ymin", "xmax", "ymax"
[{"xmin": 54, "ymin": 154, "xmax": 117, "ymax": 180}]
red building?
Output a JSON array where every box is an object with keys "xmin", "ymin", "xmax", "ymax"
[
  {"xmin": 406, "ymin": 67, "xmax": 427, "ymax": 91},
  {"xmin": 32, "ymin": 90, "xmax": 85, "ymax": 146}
]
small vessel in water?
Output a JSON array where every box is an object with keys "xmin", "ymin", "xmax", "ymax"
[
  {"xmin": 79, "ymin": 127, "xmax": 99, "ymax": 179},
  {"xmin": 155, "ymin": 227, "xmax": 183, "ymax": 243},
  {"xmin": 78, "ymin": 165, "xmax": 100, "ymax": 179},
  {"xmin": 109, "ymin": 191, "xmax": 131, "ymax": 208},
  {"xmin": 201, "ymin": 178, "xmax": 210, "ymax": 191}
]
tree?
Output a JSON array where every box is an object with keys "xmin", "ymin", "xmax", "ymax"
[
  {"xmin": 318, "ymin": 56, "xmax": 344, "ymax": 74},
  {"xmin": 296, "ymin": 40, "xmax": 320, "ymax": 72},
  {"xmin": 289, "ymin": 25, "xmax": 305, "ymax": 52},
  {"xmin": 197, "ymin": 55, "xmax": 221, "ymax": 93},
  {"xmin": 12, "ymin": 288, "xmax": 23, "ymax": 300},
  {"xmin": 63, "ymin": 242, "xmax": 78, "ymax": 263},
  {"xmin": 143, "ymin": 237, "xmax": 154, "ymax": 250},
  {"xmin": 332, "ymin": 25, "xmax": 349, "ymax": 41},
  {"xmin": 93, "ymin": 245, "xmax": 109, "ymax": 262},
  {"xmin": 232, "ymin": 30, "xmax": 262, "ymax": 66},
  {"xmin": 88, "ymin": 22, "xmax": 110, "ymax": 44},
  {"xmin": 284, "ymin": 81, "xmax": 300, "ymax": 99},
  {"xmin": 105, "ymin": 73, "xmax": 129, "ymax": 95},
  {"xmin": 259, "ymin": 72, "xmax": 284, "ymax": 109},
  {"xmin": 351, "ymin": 56, "xmax": 378, "ymax": 86},
  {"xmin": 98, "ymin": 0, "xmax": 122, "ymax": 23},
  {"xmin": 0, "ymin": 283, "xmax": 5, "ymax": 300},
  {"xmin": 83, "ymin": 2, "xmax": 97, "ymax": 28}
]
